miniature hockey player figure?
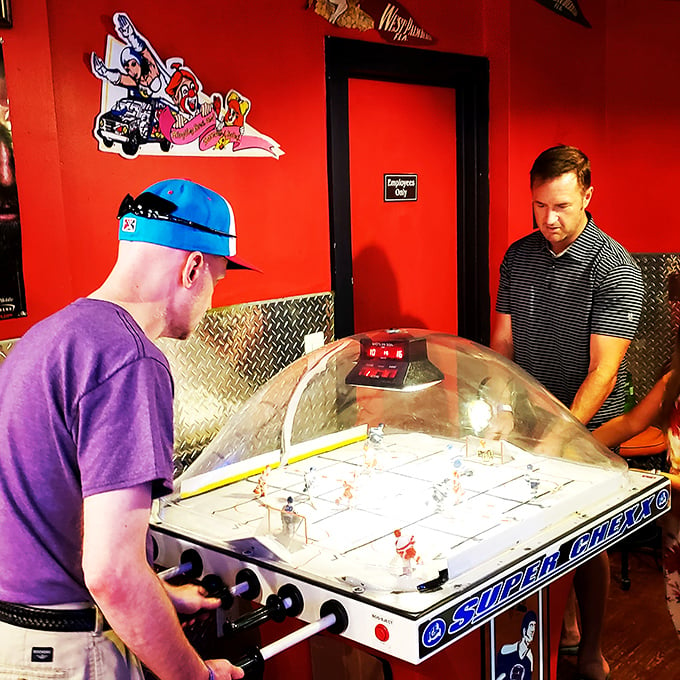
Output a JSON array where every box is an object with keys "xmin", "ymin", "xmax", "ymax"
[
  {"xmin": 451, "ymin": 469, "xmax": 465, "ymax": 504},
  {"xmin": 363, "ymin": 422, "xmax": 385, "ymax": 472},
  {"xmin": 302, "ymin": 466, "xmax": 316, "ymax": 494},
  {"xmin": 453, "ymin": 454, "xmax": 473, "ymax": 477},
  {"xmin": 431, "ymin": 478, "xmax": 449, "ymax": 511},
  {"xmin": 335, "ymin": 473, "xmax": 356, "ymax": 506},
  {"xmin": 524, "ymin": 464, "xmax": 540, "ymax": 495},
  {"xmin": 368, "ymin": 422, "xmax": 385, "ymax": 447},
  {"xmin": 281, "ymin": 495, "xmax": 298, "ymax": 538},
  {"xmin": 253, "ymin": 464, "xmax": 271, "ymax": 498},
  {"xmin": 362, "ymin": 442, "xmax": 379, "ymax": 472},
  {"xmin": 394, "ymin": 528, "xmax": 422, "ymax": 576}
]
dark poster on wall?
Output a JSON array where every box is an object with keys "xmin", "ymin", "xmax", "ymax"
[
  {"xmin": 533, "ymin": 0, "xmax": 591, "ymax": 28},
  {"xmin": 0, "ymin": 41, "xmax": 25, "ymax": 319}
]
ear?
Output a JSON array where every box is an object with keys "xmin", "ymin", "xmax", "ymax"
[
  {"xmin": 583, "ymin": 185, "xmax": 594, "ymax": 209},
  {"xmin": 181, "ymin": 251, "xmax": 205, "ymax": 288}
]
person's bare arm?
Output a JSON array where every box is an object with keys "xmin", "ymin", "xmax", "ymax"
[
  {"xmin": 591, "ymin": 372, "xmax": 670, "ymax": 449},
  {"xmin": 569, "ymin": 334, "xmax": 632, "ymax": 426},
  {"xmin": 82, "ymin": 485, "xmax": 243, "ymax": 680},
  {"xmin": 491, "ymin": 313, "xmax": 514, "ymax": 360}
]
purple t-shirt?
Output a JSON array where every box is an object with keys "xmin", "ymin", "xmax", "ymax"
[{"xmin": 0, "ymin": 299, "xmax": 175, "ymax": 604}]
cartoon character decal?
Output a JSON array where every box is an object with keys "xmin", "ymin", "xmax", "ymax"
[{"xmin": 90, "ymin": 13, "xmax": 283, "ymax": 159}]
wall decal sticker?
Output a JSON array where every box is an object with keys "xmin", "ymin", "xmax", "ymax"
[
  {"xmin": 90, "ymin": 13, "xmax": 283, "ymax": 159},
  {"xmin": 487, "ymin": 595, "xmax": 550, "ymax": 680}
]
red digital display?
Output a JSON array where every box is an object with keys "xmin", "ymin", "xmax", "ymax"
[
  {"xmin": 347, "ymin": 336, "xmax": 416, "ymax": 388},
  {"xmin": 358, "ymin": 365, "xmax": 399, "ymax": 380},
  {"xmin": 346, "ymin": 333, "xmax": 437, "ymax": 390},
  {"xmin": 365, "ymin": 343, "xmax": 406, "ymax": 361}
]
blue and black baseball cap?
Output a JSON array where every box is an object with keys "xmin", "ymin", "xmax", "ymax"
[{"xmin": 117, "ymin": 178, "xmax": 260, "ymax": 271}]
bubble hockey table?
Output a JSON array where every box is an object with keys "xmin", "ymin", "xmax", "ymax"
[{"xmin": 151, "ymin": 429, "xmax": 670, "ymax": 679}]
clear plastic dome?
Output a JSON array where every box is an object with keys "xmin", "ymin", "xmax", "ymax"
[{"xmin": 154, "ymin": 329, "xmax": 628, "ymax": 605}]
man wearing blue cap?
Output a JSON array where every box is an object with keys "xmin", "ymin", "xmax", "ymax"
[{"xmin": 0, "ymin": 179, "xmax": 256, "ymax": 680}]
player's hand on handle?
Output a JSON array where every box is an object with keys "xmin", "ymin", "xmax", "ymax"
[
  {"xmin": 163, "ymin": 581, "xmax": 222, "ymax": 616},
  {"xmin": 205, "ymin": 659, "xmax": 245, "ymax": 680}
]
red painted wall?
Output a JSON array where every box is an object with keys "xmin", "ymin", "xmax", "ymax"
[
  {"xmin": 0, "ymin": 0, "xmax": 483, "ymax": 341},
  {"xmin": 487, "ymin": 0, "xmax": 609, "ymax": 318},
  {"xmin": 0, "ymin": 0, "xmax": 677, "ymax": 343},
  {"xmin": 599, "ymin": 0, "xmax": 680, "ymax": 254},
  {"xmin": 0, "ymin": 0, "xmax": 71, "ymax": 340}
]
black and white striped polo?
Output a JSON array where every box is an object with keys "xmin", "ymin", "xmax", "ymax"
[{"xmin": 496, "ymin": 215, "xmax": 644, "ymax": 428}]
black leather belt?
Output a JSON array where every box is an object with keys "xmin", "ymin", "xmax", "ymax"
[{"xmin": 0, "ymin": 600, "xmax": 109, "ymax": 632}]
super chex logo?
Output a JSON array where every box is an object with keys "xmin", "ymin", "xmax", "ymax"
[{"xmin": 422, "ymin": 618, "xmax": 446, "ymax": 648}]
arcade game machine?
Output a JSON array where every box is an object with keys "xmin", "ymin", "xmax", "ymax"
[{"xmin": 150, "ymin": 329, "xmax": 669, "ymax": 680}]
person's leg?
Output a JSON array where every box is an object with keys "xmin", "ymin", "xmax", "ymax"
[
  {"xmin": 560, "ymin": 584, "xmax": 581, "ymax": 650},
  {"xmin": 662, "ymin": 504, "xmax": 680, "ymax": 637},
  {"xmin": 0, "ymin": 620, "xmax": 94, "ymax": 680},
  {"xmin": 574, "ymin": 552, "xmax": 611, "ymax": 680},
  {"xmin": 94, "ymin": 628, "xmax": 146, "ymax": 680}
]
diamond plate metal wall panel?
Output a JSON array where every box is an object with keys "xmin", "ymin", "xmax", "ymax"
[
  {"xmin": 0, "ymin": 293, "xmax": 334, "ymax": 476},
  {"xmin": 4, "ymin": 263, "xmax": 680, "ymax": 463},
  {"xmin": 157, "ymin": 293, "xmax": 334, "ymax": 474},
  {"xmin": 184, "ymin": 345, "xmax": 355, "ymax": 481},
  {"xmin": 629, "ymin": 254, "xmax": 680, "ymax": 399},
  {"xmin": 0, "ymin": 338, "xmax": 17, "ymax": 361}
]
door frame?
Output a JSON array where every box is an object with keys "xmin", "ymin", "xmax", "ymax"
[{"xmin": 325, "ymin": 36, "xmax": 490, "ymax": 344}]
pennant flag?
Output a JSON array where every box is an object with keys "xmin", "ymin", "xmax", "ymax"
[
  {"xmin": 308, "ymin": 1, "xmax": 435, "ymax": 45},
  {"xmin": 533, "ymin": 0, "xmax": 591, "ymax": 28}
]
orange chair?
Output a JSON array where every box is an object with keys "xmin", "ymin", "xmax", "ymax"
[
  {"xmin": 615, "ymin": 425, "xmax": 667, "ymax": 590},
  {"xmin": 620, "ymin": 425, "xmax": 668, "ymax": 470}
]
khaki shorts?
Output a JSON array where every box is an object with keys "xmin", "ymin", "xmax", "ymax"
[{"xmin": 0, "ymin": 620, "xmax": 145, "ymax": 680}]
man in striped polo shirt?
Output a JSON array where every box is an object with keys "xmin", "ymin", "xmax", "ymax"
[{"xmin": 492, "ymin": 145, "xmax": 644, "ymax": 680}]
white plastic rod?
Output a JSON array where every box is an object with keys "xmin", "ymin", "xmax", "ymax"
[
  {"xmin": 157, "ymin": 561, "xmax": 194, "ymax": 581},
  {"xmin": 260, "ymin": 613, "xmax": 336, "ymax": 661},
  {"xmin": 231, "ymin": 580, "xmax": 251, "ymax": 597}
]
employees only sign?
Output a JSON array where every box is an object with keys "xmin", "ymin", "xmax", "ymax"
[{"xmin": 384, "ymin": 174, "xmax": 417, "ymax": 202}]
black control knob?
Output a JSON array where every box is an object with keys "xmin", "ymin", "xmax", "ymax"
[
  {"xmin": 224, "ymin": 584, "xmax": 303, "ymax": 635},
  {"xmin": 234, "ymin": 568, "xmax": 261, "ymax": 601},
  {"xmin": 200, "ymin": 573, "xmax": 234, "ymax": 609},
  {"xmin": 235, "ymin": 648, "xmax": 264, "ymax": 679},
  {"xmin": 179, "ymin": 549, "xmax": 203, "ymax": 579}
]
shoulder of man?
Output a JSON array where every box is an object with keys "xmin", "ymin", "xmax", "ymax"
[
  {"xmin": 505, "ymin": 230, "xmax": 543, "ymax": 256},
  {"xmin": 586, "ymin": 219, "xmax": 640, "ymax": 268},
  {"xmin": 22, "ymin": 298, "xmax": 168, "ymax": 373},
  {"xmin": 585, "ymin": 223, "xmax": 644, "ymax": 311}
]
